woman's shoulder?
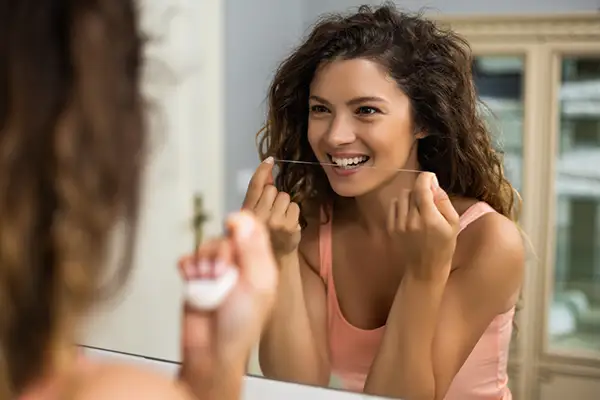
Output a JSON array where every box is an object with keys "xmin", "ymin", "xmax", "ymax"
[
  {"xmin": 454, "ymin": 199, "xmax": 524, "ymax": 271},
  {"xmin": 72, "ymin": 362, "xmax": 192, "ymax": 400}
]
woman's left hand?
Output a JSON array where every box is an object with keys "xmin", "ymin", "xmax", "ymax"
[
  {"xmin": 387, "ymin": 172, "xmax": 460, "ymax": 281},
  {"xmin": 177, "ymin": 212, "xmax": 278, "ymax": 396}
]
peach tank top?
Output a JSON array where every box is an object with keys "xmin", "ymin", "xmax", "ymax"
[{"xmin": 319, "ymin": 202, "xmax": 514, "ymax": 399}]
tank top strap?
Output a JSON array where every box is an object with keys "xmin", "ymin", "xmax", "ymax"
[
  {"xmin": 318, "ymin": 207, "xmax": 333, "ymax": 285},
  {"xmin": 319, "ymin": 202, "xmax": 496, "ymax": 282},
  {"xmin": 458, "ymin": 201, "xmax": 496, "ymax": 233}
]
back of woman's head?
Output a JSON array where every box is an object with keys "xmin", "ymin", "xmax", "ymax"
[
  {"xmin": 258, "ymin": 3, "xmax": 517, "ymax": 226},
  {"xmin": 0, "ymin": 0, "xmax": 144, "ymax": 395}
]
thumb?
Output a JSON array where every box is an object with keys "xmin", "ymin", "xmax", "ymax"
[
  {"xmin": 226, "ymin": 211, "xmax": 278, "ymax": 293},
  {"xmin": 433, "ymin": 185, "xmax": 459, "ymax": 226},
  {"xmin": 263, "ymin": 156, "xmax": 275, "ymax": 186}
]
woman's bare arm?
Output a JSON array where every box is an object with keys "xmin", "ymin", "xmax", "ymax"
[{"xmin": 258, "ymin": 227, "xmax": 330, "ymax": 385}]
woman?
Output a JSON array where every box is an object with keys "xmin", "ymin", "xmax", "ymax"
[
  {"xmin": 246, "ymin": 4, "xmax": 524, "ymax": 400},
  {"xmin": 1, "ymin": 1, "xmax": 277, "ymax": 399}
]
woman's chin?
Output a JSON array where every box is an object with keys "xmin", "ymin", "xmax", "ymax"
[
  {"xmin": 329, "ymin": 182, "xmax": 368, "ymax": 198},
  {"xmin": 328, "ymin": 174, "xmax": 402, "ymax": 199}
]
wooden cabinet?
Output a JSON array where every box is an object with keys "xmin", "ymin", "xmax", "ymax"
[{"xmin": 539, "ymin": 373, "xmax": 600, "ymax": 400}]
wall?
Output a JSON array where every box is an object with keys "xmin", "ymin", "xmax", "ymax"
[
  {"xmin": 224, "ymin": 0, "xmax": 304, "ymax": 212},
  {"xmin": 224, "ymin": 0, "xmax": 600, "ymax": 213},
  {"xmin": 305, "ymin": 0, "xmax": 600, "ymax": 19}
]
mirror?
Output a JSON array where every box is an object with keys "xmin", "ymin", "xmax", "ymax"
[{"xmin": 69, "ymin": 0, "xmax": 600, "ymax": 397}]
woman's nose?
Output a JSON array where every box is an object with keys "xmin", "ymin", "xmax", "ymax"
[{"xmin": 326, "ymin": 117, "xmax": 356, "ymax": 146}]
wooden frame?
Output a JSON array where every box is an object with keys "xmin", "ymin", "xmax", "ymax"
[{"xmin": 432, "ymin": 12, "xmax": 600, "ymax": 400}]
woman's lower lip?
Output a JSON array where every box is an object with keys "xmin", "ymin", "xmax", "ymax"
[{"xmin": 329, "ymin": 164, "xmax": 363, "ymax": 176}]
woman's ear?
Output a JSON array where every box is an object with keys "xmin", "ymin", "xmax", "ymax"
[{"xmin": 415, "ymin": 131, "xmax": 428, "ymax": 139}]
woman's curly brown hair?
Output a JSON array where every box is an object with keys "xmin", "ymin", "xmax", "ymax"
[
  {"xmin": 257, "ymin": 3, "xmax": 518, "ymax": 228},
  {"xmin": 0, "ymin": 0, "xmax": 144, "ymax": 397}
]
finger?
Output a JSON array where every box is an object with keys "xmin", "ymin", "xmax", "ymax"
[
  {"xmin": 254, "ymin": 185, "xmax": 278, "ymax": 219},
  {"xmin": 406, "ymin": 189, "xmax": 421, "ymax": 230},
  {"xmin": 264, "ymin": 156, "xmax": 275, "ymax": 186},
  {"xmin": 242, "ymin": 157, "xmax": 275, "ymax": 209},
  {"xmin": 434, "ymin": 186, "xmax": 459, "ymax": 226},
  {"xmin": 177, "ymin": 255, "xmax": 195, "ymax": 280},
  {"xmin": 396, "ymin": 189, "xmax": 411, "ymax": 231},
  {"xmin": 271, "ymin": 192, "xmax": 291, "ymax": 223},
  {"xmin": 185, "ymin": 239, "xmax": 238, "ymax": 310},
  {"xmin": 285, "ymin": 202, "xmax": 301, "ymax": 231},
  {"xmin": 179, "ymin": 240, "xmax": 220, "ymax": 280},
  {"xmin": 417, "ymin": 172, "xmax": 458, "ymax": 224},
  {"xmin": 227, "ymin": 211, "xmax": 278, "ymax": 293},
  {"xmin": 214, "ymin": 239, "xmax": 234, "ymax": 278},
  {"xmin": 196, "ymin": 241, "xmax": 219, "ymax": 280},
  {"xmin": 410, "ymin": 172, "xmax": 439, "ymax": 220},
  {"xmin": 387, "ymin": 198, "xmax": 398, "ymax": 234}
]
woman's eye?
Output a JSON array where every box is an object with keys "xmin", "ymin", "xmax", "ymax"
[
  {"xmin": 356, "ymin": 106, "xmax": 379, "ymax": 115},
  {"xmin": 310, "ymin": 105, "xmax": 329, "ymax": 114}
]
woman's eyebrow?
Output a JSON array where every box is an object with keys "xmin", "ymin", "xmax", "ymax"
[{"xmin": 309, "ymin": 95, "xmax": 388, "ymax": 105}]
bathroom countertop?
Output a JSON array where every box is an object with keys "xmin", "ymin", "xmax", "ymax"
[
  {"xmin": 81, "ymin": 346, "xmax": 391, "ymax": 399},
  {"xmin": 241, "ymin": 375, "xmax": 389, "ymax": 400}
]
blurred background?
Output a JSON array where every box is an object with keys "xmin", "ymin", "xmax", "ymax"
[{"xmin": 224, "ymin": 1, "xmax": 600, "ymax": 399}]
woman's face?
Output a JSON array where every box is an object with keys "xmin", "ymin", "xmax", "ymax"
[{"xmin": 307, "ymin": 58, "xmax": 420, "ymax": 197}]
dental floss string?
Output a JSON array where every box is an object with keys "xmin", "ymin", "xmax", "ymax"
[
  {"xmin": 275, "ymin": 160, "xmax": 600, "ymax": 183},
  {"xmin": 273, "ymin": 159, "xmax": 422, "ymax": 174}
]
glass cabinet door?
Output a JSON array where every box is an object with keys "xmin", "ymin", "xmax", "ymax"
[
  {"xmin": 547, "ymin": 55, "xmax": 600, "ymax": 358},
  {"xmin": 473, "ymin": 55, "xmax": 525, "ymax": 194}
]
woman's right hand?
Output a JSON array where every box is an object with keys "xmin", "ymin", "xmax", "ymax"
[{"xmin": 242, "ymin": 156, "xmax": 301, "ymax": 258}]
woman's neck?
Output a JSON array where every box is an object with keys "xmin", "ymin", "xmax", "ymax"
[
  {"xmin": 335, "ymin": 197, "xmax": 388, "ymax": 236},
  {"xmin": 19, "ymin": 329, "xmax": 81, "ymax": 399}
]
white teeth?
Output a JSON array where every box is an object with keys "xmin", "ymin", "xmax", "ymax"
[{"xmin": 331, "ymin": 156, "xmax": 368, "ymax": 167}]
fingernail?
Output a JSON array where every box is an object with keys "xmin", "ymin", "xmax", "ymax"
[
  {"xmin": 228, "ymin": 211, "xmax": 256, "ymax": 240},
  {"xmin": 263, "ymin": 156, "xmax": 274, "ymax": 164}
]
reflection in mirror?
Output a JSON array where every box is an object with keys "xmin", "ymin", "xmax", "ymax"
[
  {"xmin": 242, "ymin": 4, "xmax": 524, "ymax": 399},
  {"xmin": 549, "ymin": 56, "xmax": 600, "ymax": 356},
  {"xmin": 247, "ymin": 160, "xmax": 522, "ymax": 400}
]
